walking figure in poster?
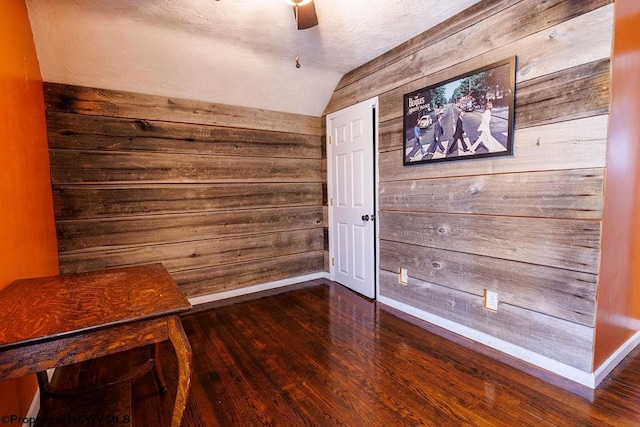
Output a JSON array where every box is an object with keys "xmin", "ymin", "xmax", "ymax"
[
  {"xmin": 470, "ymin": 101, "xmax": 506, "ymax": 154},
  {"xmin": 407, "ymin": 119, "xmax": 426, "ymax": 160},
  {"xmin": 447, "ymin": 110, "xmax": 469, "ymax": 155},
  {"xmin": 426, "ymin": 114, "xmax": 445, "ymax": 154}
]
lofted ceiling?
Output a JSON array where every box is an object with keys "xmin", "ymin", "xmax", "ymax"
[{"xmin": 26, "ymin": 0, "xmax": 481, "ymax": 117}]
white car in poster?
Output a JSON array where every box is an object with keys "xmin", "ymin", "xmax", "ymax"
[{"xmin": 418, "ymin": 115, "xmax": 432, "ymax": 128}]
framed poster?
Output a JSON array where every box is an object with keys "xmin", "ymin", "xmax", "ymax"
[{"xmin": 403, "ymin": 56, "xmax": 516, "ymax": 165}]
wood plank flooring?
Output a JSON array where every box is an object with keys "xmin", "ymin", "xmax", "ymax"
[{"xmin": 49, "ymin": 279, "xmax": 640, "ymax": 426}]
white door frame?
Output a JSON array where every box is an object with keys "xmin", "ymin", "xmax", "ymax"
[{"xmin": 326, "ymin": 96, "xmax": 380, "ymax": 299}]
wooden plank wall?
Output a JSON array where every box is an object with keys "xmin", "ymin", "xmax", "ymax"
[
  {"xmin": 324, "ymin": 0, "xmax": 614, "ymax": 372},
  {"xmin": 45, "ymin": 83, "xmax": 324, "ymax": 298}
]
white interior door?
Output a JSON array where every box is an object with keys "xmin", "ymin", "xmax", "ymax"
[{"xmin": 327, "ymin": 98, "xmax": 377, "ymax": 299}]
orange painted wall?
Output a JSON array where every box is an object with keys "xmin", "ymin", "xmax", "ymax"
[
  {"xmin": 594, "ymin": 0, "xmax": 640, "ymax": 368},
  {"xmin": 0, "ymin": 0, "xmax": 59, "ymax": 417}
]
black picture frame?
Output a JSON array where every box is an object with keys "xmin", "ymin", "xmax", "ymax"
[{"xmin": 403, "ymin": 56, "xmax": 516, "ymax": 165}]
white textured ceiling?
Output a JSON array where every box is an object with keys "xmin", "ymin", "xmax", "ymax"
[{"xmin": 26, "ymin": 0, "xmax": 481, "ymax": 116}]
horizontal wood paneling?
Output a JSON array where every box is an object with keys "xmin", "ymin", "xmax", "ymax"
[
  {"xmin": 57, "ymin": 206, "xmax": 323, "ymax": 253},
  {"xmin": 45, "ymin": 83, "xmax": 322, "ymax": 136},
  {"xmin": 324, "ymin": 1, "xmax": 613, "ymax": 371},
  {"xmin": 59, "ymin": 229, "xmax": 323, "ymax": 275},
  {"xmin": 379, "ymin": 270, "xmax": 594, "ymax": 371},
  {"xmin": 47, "ymin": 111, "xmax": 321, "ymax": 158},
  {"xmin": 49, "ymin": 149, "xmax": 321, "ymax": 184},
  {"xmin": 380, "ymin": 211, "xmax": 600, "ymax": 273},
  {"xmin": 378, "ymin": 118, "xmax": 402, "ymax": 153},
  {"xmin": 514, "ymin": 59, "xmax": 610, "ymax": 128},
  {"xmin": 175, "ymin": 252, "xmax": 325, "ymax": 297},
  {"xmin": 53, "ymin": 183, "xmax": 321, "ymax": 219},
  {"xmin": 47, "ymin": 84, "xmax": 324, "ymax": 297},
  {"xmin": 379, "ymin": 240, "xmax": 597, "ymax": 326},
  {"xmin": 322, "ymin": 206, "xmax": 328, "ymax": 228},
  {"xmin": 380, "ymin": 168, "xmax": 603, "ymax": 220}
]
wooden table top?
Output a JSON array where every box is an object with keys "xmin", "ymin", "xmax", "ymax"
[{"xmin": 0, "ymin": 263, "xmax": 191, "ymax": 350}]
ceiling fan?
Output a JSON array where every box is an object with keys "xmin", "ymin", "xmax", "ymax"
[{"xmin": 283, "ymin": 0, "xmax": 318, "ymax": 30}]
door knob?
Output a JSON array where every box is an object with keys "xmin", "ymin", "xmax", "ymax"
[{"xmin": 361, "ymin": 214, "xmax": 370, "ymax": 221}]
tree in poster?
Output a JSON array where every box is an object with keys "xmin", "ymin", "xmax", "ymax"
[
  {"xmin": 450, "ymin": 73, "xmax": 489, "ymax": 106},
  {"xmin": 449, "ymin": 69, "xmax": 510, "ymax": 108},
  {"xmin": 428, "ymin": 86, "xmax": 448, "ymax": 110}
]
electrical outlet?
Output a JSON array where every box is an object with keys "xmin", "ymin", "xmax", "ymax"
[
  {"xmin": 399, "ymin": 268, "xmax": 408, "ymax": 285},
  {"xmin": 484, "ymin": 289, "xmax": 498, "ymax": 312}
]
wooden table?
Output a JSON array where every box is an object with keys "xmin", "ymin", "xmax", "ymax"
[{"xmin": 0, "ymin": 263, "xmax": 192, "ymax": 427}]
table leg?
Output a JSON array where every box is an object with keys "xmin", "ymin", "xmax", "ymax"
[
  {"xmin": 167, "ymin": 315, "xmax": 192, "ymax": 427},
  {"xmin": 152, "ymin": 342, "xmax": 168, "ymax": 393},
  {"xmin": 36, "ymin": 371, "xmax": 50, "ymax": 402}
]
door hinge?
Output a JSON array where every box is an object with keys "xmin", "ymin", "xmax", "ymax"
[
  {"xmin": 330, "ymin": 198, "xmax": 333, "ymax": 206},
  {"xmin": 329, "ymin": 135, "xmax": 332, "ymax": 145},
  {"xmin": 332, "ymin": 258, "xmax": 335, "ymax": 266}
]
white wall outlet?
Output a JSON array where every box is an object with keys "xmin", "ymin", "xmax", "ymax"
[
  {"xmin": 484, "ymin": 289, "xmax": 499, "ymax": 312},
  {"xmin": 399, "ymin": 268, "xmax": 408, "ymax": 285}
]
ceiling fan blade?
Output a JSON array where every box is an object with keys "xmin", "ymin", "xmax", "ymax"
[{"xmin": 294, "ymin": 2, "xmax": 318, "ymax": 30}]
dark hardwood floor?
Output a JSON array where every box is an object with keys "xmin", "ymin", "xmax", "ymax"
[{"xmin": 45, "ymin": 279, "xmax": 640, "ymax": 426}]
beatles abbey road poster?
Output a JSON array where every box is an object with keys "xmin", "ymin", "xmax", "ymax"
[{"xmin": 403, "ymin": 57, "xmax": 516, "ymax": 165}]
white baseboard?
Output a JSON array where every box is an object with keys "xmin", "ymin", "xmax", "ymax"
[
  {"xmin": 378, "ymin": 295, "xmax": 640, "ymax": 389},
  {"xmin": 188, "ymin": 272, "xmax": 330, "ymax": 306}
]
